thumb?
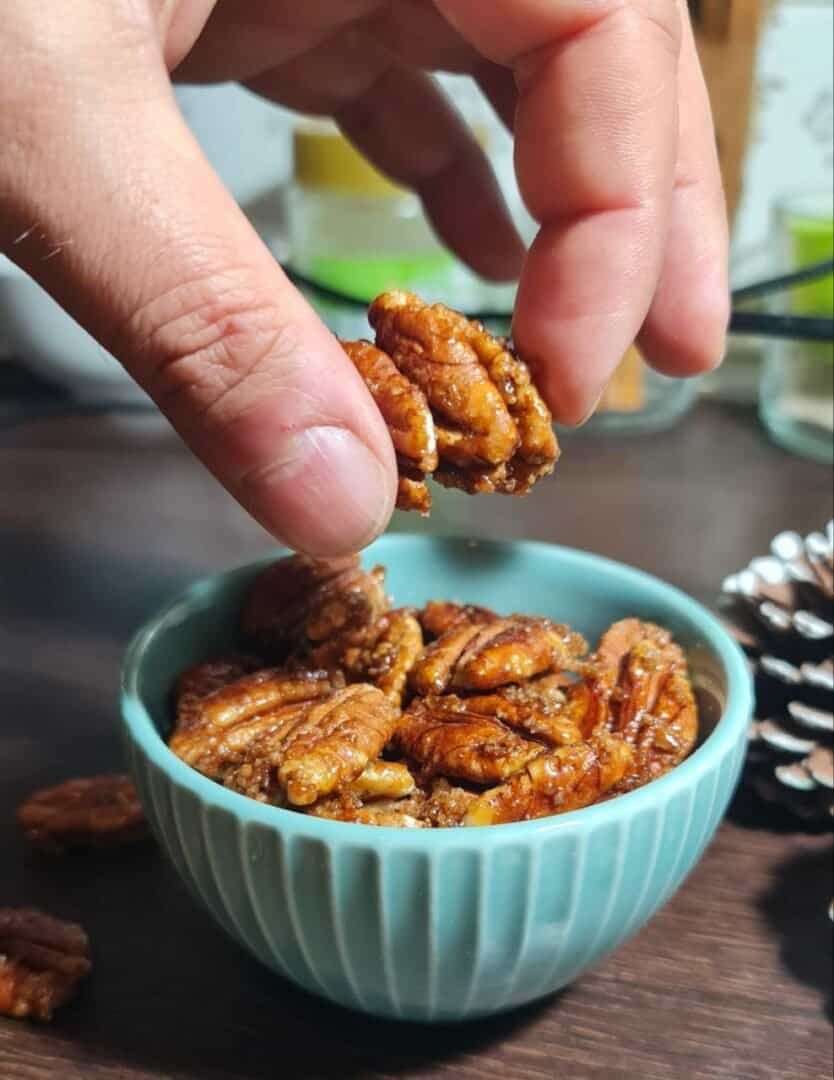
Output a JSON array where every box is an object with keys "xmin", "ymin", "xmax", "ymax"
[{"xmin": 1, "ymin": 16, "xmax": 396, "ymax": 556}]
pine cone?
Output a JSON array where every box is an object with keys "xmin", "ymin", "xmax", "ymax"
[{"xmin": 722, "ymin": 522, "xmax": 833, "ymax": 823}]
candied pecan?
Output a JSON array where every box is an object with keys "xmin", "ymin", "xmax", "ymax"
[
  {"xmin": 369, "ymin": 291, "xmax": 559, "ymax": 498},
  {"xmin": 410, "ymin": 613, "xmax": 587, "ymax": 697},
  {"xmin": 169, "ymin": 668, "xmax": 341, "ymax": 772},
  {"xmin": 348, "ymin": 760, "xmax": 417, "ymax": 800},
  {"xmin": 342, "ymin": 340, "xmax": 437, "ymax": 514},
  {"xmin": 609, "ymin": 634, "xmax": 698, "ymax": 791},
  {"xmin": 305, "ymin": 608, "xmax": 424, "ymax": 705},
  {"xmin": 397, "ymin": 697, "xmax": 543, "ymax": 784},
  {"xmin": 0, "ymin": 909, "xmax": 90, "ymax": 1021},
  {"xmin": 458, "ymin": 684, "xmax": 584, "ymax": 748},
  {"xmin": 419, "ymin": 601, "xmax": 497, "ymax": 639},
  {"xmin": 307, "ymin": 792, "xmax": 429, "ymax": 829},
  {"xmin": 18, "ymin": 775, "xmax": 147, "ymax": 854},
  {"xmin": 241, "ymin": 555, "xmax": 388, "ymax": 657},
  {"xmin": 174, "ymin": 679, "xmax": 400, "ymax": 807},
  {"xmin": 307, "ymin": 777, "xmax": 475, "ymax": 829},
  {"xmin": 464, "ymin": 735, "xmax": 634, "ymax": 826},
  {"xmin": 174, "ymin": 656, "xmax": 276, "ymax": 732}
]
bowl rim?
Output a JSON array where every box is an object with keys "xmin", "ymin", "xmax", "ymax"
[{"xmin": 120, "ymin": 535, "xmax": 753, "ymax": 848}]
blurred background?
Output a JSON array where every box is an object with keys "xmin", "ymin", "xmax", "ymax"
[{"xmin": 1, "ymin": 0, "xmax": 832, "ymax": 466}]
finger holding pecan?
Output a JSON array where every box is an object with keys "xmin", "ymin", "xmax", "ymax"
[
  {"xmin": 17, "ymin": 775, "xmax": 147, "ymax": 854},
  {"xmin": 241, "ymin": 554, "xmax": 388, "ymax": 658},
  {"xmin": 465, "ymin": 735, "xmax": 634, "ymax": 826},
  {"xmin": 0, "ymin": 909, "xmax": 91, "ymax": 1021}
]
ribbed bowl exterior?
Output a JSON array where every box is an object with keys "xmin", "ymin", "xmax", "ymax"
[{"xmin": 121, "ymin": 537, "xmax": 752, "ymax": 1022}]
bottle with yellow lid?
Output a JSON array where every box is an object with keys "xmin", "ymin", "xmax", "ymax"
[
  {"xmin": 284, "ymin": 118, "xmax": 518, "ymax": 338},
  {"xmin": 285, "ymin": 121, "xmax": 455, "ymax": 332}
]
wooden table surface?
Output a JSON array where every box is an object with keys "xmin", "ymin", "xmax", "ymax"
[{"xmin": 1, "ymin": 392, "xmax": 832, "ymax": 1080}]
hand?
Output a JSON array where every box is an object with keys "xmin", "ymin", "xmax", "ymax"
[{"xmin": 1, "ymin": 1, "xmax": 727, "ymax": 554}]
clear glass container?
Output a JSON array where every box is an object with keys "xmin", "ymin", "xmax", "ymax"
[{"xmin": 759, "ymin": 192, "xmax": 834, "ymax": 464}]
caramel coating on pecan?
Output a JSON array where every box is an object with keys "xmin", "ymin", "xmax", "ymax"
[
  {"xmin": 170, "ymin": 667, "xmax": 396, "ymax": 807},
  {"xmin": 369, "ymin": 291, "xmax": 559, "ymax": 497},
  {"xmin": 169, "ymin": 668, "xmax": 341, "ymax": 773},
  {"xmin": 242, "ymin": 555, "xmax": 388, "ymax": 657},
  {"xmin": 348, "ymin": 760, "xmax": 417, "ymax": 800},
  {"xmin": 308, "ymin": 778, "xmax": 476, "ymax": 829},
  {"xmin": 17, "ymin": 776, "xmax": 147, "ymax": 854},
  {"xmin": 465, "ymin": 735, "xmax": 634, "ymax": 826},
  {"xmin": 274, "ymin": 684, "xmax": 399, "ymax": 806},
  {"xmin": 410, "ymin": 613, "xmax": 587, "ymax": 697},
  {"xmin": 419, "ymin": 601, "xmax": 497, "ymax": 639},
  {"xmin": 305, "ymin": 608, "xmax": 424, "ymax": 705},
  {"xmin": 460, "ymin": 683, "xmax": 584, "ymax": 748},
  {"xmin": 0, "ymin": 909, "xmax": 91, "ymax": 1021},
  {"xmin": 342, "ymin": 340, "xmax": 437, "ymax": 515},
  {"xmin": 608, "ymin": 632, "xmax": 698, "ymax": 791},
  {"xmin": 397, "ymin": 698, "xmax": 543, "ymax": 784},
  {"xmin": 174, "ymin": 656, "xmax": 261, "ymax": 733}
]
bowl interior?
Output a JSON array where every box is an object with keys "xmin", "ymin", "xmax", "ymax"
[{"xmin": 128, "ymin": 536, "xmax": 738, "ymax": 756}]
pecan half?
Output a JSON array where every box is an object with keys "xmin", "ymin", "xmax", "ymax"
[
  {"xmin": 343, "ymin": 291, "xmax": 559, "ymax": 509},
  {"xmin": 464, "ymin": 735, "xmax": 634, "ymax": 826},
  {"xmin": 342, "ymin": 340, "xmax": 437, "ymax": 514},
  {"xmin": 419, "ymin": 601, "xmax": 497, "ymax": 639},
  {"xmin": 241, "ymin": 555, "xmax": 388, "ymax": 658},
  {"xmin": 0, "ymin": 909, "xmax": 91, "ymax": 1021},
  {"xmin": 17, "ymin": 776, "xmax": 147, "ymax": 854},
  {"xmin": 397, "ymin": 697, "xmax": 544, "ymax": 784},
  {"xmin": 308, "ymin": 777, "xmax": 476, "ymax": 829},
  {"xmin": 170, "ymin": 669, "xmax": 400, "ymax": 808},
  {"xmin": 410, "ymin": 613, "xmax": 587, "ymax": 696},
  {"xmin": 305, "ymin": 607, "xmax": 424, "ymax": 705}
]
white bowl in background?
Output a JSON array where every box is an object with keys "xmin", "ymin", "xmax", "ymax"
[{"xmin": 0, "ymin": 256, "xmax": 146, "ymax": 402}]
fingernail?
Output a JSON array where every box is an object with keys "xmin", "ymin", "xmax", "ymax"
[
  {"xmin": 241, "ymin": 426, "xmax": 394, "ymax": 556},
  {"xmin": 577, "ymin": 391, "xmax": 604, "ymax": 427}
]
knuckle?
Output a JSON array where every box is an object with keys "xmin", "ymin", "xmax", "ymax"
[
  {"xmin": 628, "ymin": 0, "xmax": 683, "ymax": 58},
  {"xmin": 118, "ymin": 269, "xmax": 302, "ymax": 422}
]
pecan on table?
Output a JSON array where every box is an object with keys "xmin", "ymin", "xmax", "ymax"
[
  {"xmin": 367, "ymin": 291, "xmax": 559, "ymax": 499},
  {"xmin": 17, "ymin": 775, "xmax": 147, "ymax": 854},
  {"xmin": 464, "ymin": 734, "xmax": 634, "ymax": 826},
  {"xmin": 0, "ymin": 909, "xmax": 91, "ymax": 1021},
  {"xmin": 342, "ymin": 340, "xmax": 437, "ymax": 514},
  {"xmin": 305, "ymin": 607, "xmax": 424, "ymax": 706},
  {"xmin": 241, "ymin": 554, "xmax": 388, "ymax": 658},
  {"xmin": 410, "ymin": 611, "xmax": 587, "ymax": 697}
]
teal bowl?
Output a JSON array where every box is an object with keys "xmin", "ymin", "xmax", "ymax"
[{"xmin": 120, "ymin": 536, "xmax": 752, "ymax": 1022}]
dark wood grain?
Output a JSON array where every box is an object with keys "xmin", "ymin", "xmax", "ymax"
[{"xmin": 1, "ymin": 399, "xmax": 831, "ymax": 1080}]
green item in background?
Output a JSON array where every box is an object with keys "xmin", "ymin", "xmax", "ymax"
[
  {"xmin": 307, "ymin": 253, "xmax": 455, "ymax": 304},
  {"xmin": 788, "ymin": 207, "xmax": 834, "ymax": 316}
]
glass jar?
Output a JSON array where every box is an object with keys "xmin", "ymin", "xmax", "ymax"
[
  {"xmin": 284, "ymin": 120, "xmax": 517, "ymax": 339},
  {"xmin": 759, "ymin": 192, "xmax": 834, "ymax": 464},
  {"xmin": 569, "ymin": 346, "xmax": 699, "ymax": 436}
]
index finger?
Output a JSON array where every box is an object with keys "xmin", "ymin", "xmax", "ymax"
[{"xmin": 437, "ymin": 0, "xmax": 682, "ymax": 423}]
